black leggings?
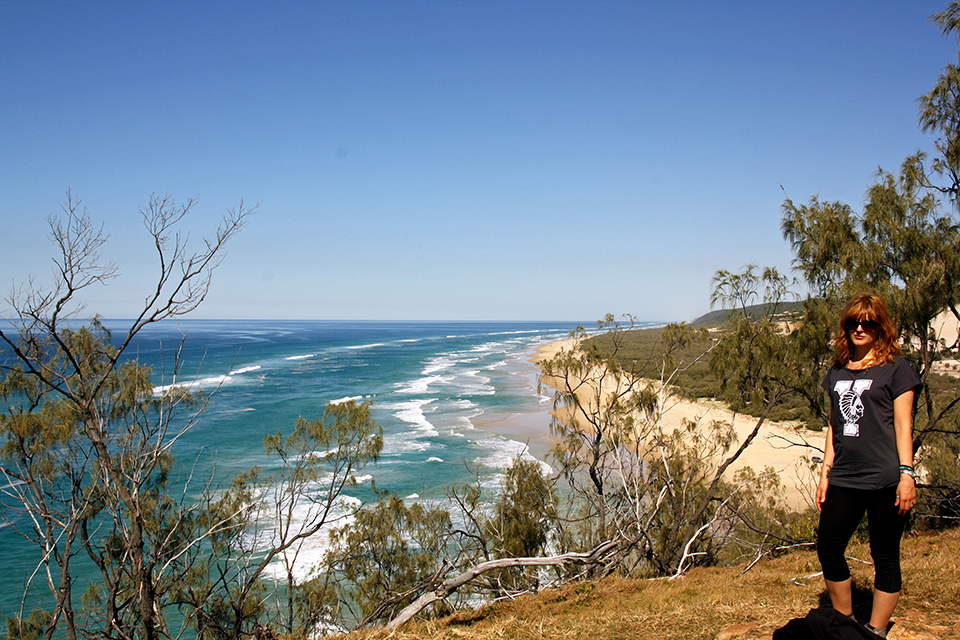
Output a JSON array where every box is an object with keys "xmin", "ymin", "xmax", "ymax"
[{"xmin": 817, "ymin": 483, "xmax": 906, "ymax": 594}]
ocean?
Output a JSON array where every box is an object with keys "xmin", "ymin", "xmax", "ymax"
[{"xmin": 4, "ymin": 318, "xmax": 656, "ymax": 614}]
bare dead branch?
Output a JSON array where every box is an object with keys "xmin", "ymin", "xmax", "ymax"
[{"xmin": 386, "ymin": 539, "xmax": 619, "ymax": 629}]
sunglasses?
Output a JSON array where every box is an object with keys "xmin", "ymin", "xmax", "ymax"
[{"xmin": 844, "ymin": 318, "xmax": 881, "ymax": 332}]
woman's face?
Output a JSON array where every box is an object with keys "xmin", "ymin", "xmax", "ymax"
[{"xmin": 844, "ymin": 315, "xmax": 880, "ymax": 352}]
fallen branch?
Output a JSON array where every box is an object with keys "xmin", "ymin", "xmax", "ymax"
[
  {"xmin": 741, "ymin": 542, "xmax": 816, "ymax": 575},
  {"xmin": 385, "ymin": 539, "xmax": 619, "ymax": 629}
]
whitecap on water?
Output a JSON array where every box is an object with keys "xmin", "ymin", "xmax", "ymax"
[
  {"xmin": 152, "ymin": 374, "xmax": 232, "ymax": 396},
  {"xmin": 388, "ymin": 398, "xmax": 439, "ymax": 436},
  {"xmin": 229, "ymin": 365, "xmax": 262, "ymax": 375}
]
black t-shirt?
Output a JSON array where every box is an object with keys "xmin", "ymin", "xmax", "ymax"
[{"xmin": 821, "ymin": 356, "xmax": 922, "ymax": 490}]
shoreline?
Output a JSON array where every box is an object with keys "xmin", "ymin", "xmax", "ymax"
[
  {"xmin": 473, "ymin": 407, "xmax": 559, "ymax": 463},
  {"xmin": 521, "ymin": 337, "xmax": 823, "ymax": 511},
  {"xmin": 470, "ymin": 340, "xmax": 570, "ymax": 464}
]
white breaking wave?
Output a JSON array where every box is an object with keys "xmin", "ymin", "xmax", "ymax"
[
  {"xmin": 229, "ymin": 365, "xmax": 262, "ymax": 375},
  {"xmin": 394, "ymin": 374, "xmax": 452, "ymax": 395},
  {"xmin": 381, "ymin": 431, "xmax": 432, "ymax": 453},
  {"xmin": 154, "ymin": 361, "xmax": 267, "ymax": 396},
  {"xmin": 152, "ymin": 374, "xmax": 232, "ymax": 396},
  {"xmin": 422, "ymin": 356, "xmax": 456, "ymax": 375},
  {"xmin": 390, "ymin": 399, "xmax": 438, "ymax": 436},
  {"xmin": 346, "ymin": 342, "xmax": 386, "ymax": 350}
]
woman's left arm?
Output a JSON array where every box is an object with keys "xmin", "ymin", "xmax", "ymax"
[{"xmin": 893, "ymin": 389, "xmax": 917, "ymax": 515}]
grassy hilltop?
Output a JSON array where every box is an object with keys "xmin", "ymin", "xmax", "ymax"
[{"xmin": 340, "ymin": 527, "xmax": 960, "ymax": 640}]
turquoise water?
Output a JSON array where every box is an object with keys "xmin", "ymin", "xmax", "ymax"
[{"xmin": 0, "ymin": 319, "xmax": 657, "ymax": 614}]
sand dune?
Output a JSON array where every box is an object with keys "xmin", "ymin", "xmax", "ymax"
[{"xmin": 533, "ymin": 339, "xmax": 824, "ymax": 511}]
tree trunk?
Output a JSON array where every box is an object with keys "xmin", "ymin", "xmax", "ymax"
[{"xmin": 386, "ymin": 539, "xmax": 619, "ymax": 630}]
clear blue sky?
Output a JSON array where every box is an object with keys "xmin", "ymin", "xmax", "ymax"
[{"xmin": 1, "ymin": 1, "xmax": 955, "ymax": 322}]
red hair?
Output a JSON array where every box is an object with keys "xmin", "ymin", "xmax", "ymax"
[{"xmin": 832, "ymin": 293, "xmax": 901, "ymax": 366}]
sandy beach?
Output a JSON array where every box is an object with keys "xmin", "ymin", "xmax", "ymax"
[{"xmin": 531, "ymin": 338, "xmax": 824, "ymax": 511}]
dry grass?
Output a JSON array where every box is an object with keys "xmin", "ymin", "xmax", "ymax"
[{"xmin": 336, "ymin": 527, "xmax": 960, "ymax": 640}]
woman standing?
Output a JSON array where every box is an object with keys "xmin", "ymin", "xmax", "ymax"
[{"xmin": 816, "ymin": 293, "xmax": 922, "ymax": 638}]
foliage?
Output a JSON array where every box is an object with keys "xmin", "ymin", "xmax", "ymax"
[
  {"xmin": 715, "ymin": 466, "xmax": 818, "ymax": 568},
  {"xmin": 483, "ymin": 456, "xmax": 557, "ymax": 594},
  {"xmin": 586, "ymin": 324, "xmax": 720, "ymax": 401},
  {"xmin": 538, "ymin": 315, "xmax": 809, "ymax": 579},
  {"xmin": 323, "ymin": 493, "xmax": 452, "ymax": 626},
  {"xmin": 0, "ymin": 193, "xmax": 253, "ymax": 640},
  {"xmin": 176, "ymin": 400, "xmax": 384, "ymax": 639},
  {"xmin": 488, "ymin": 457, "xmax": 554, "ymax": 559},
  {"xmin": 914, "ymin": 408, "xmax": 960, "ymax": 526},
  {"xmin": 309, "ymin": 453, "xmax": 560, "ymax": 630},
  {"xmin": 708, "ymin": 265, "xmax": 833, "ymax": 431},
  {"xmin": 0, "ymin": 195, "xmax": 397, "ymax": 638}
]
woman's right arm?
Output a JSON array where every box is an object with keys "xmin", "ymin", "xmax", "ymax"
[{"xmin": 816, "ymin": 418, "xmax": 835, "ymax": 512}]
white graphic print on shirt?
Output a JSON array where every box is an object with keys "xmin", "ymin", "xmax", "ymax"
[{"xmin": 834, "ymin": 379, "xmax": 873, "ymax": 437}]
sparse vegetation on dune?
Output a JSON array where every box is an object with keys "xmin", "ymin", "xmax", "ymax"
[{"xmin": 583, "ymin": 306, "xmax": 823, "ymax": 426}]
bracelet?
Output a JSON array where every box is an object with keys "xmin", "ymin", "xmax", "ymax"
[{"xmin": 899, "ymin": 465, "xmax": 916, "ymax": 479}]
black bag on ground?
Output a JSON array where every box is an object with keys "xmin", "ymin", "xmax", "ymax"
[{"xmin": 773, "ymin": 608, "xmax": 880, "ymax": 640}]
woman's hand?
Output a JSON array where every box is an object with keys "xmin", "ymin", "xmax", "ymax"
[
  {"xmin": 895, "ymin": 474, "xmax": 917, "ymax": 516},
  {"xmin": 892, "ymin": 390, "xmax": 917, "ymax": 516},
  {"xmin": 816, "ymin": 475, "xmax": 829, "ymax": 512},
  {"xmin": 817, "ymin": 422, "xmax": 836, "ymax": 513}
]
